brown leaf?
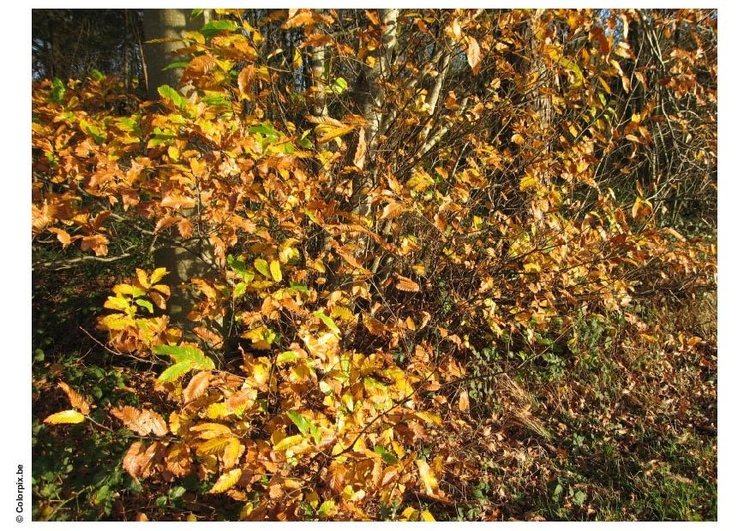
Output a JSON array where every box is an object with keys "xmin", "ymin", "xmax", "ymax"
[
  {"xmin": 394, "ymin": 273, "xmax": 420, "ymax": 292},
  {"xmin": 165, "ymin": 443, "xmax": 193, "ymax": 477},
  {"xmin": 353, "ymin": 127, "xmax": 367, "ymax": 170},
  {"xmin": 123, "ymin": 441, "xmax": 146, "ymax": 479},
  {"xmin": 238, "ymin": 65, "xmax": 255, "ymax": 99},
  {"xmin": 183, "ymin": 370, "xmax": 211, "ymax": 403},
  {"xmin": 58, "ymin": 381, "xmax": 91, "ymax": 415},
  {"xmin": 111, "ymin": 406, "xmax": 168, "ymax": 437},
  {"xmin": 380, "ymin": 201, "xmax": 407, "ymax": 221}
]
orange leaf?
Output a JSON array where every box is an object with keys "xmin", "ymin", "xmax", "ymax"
[
  {"xmin": 381, "ymin": 201, "xmax": 407, "ymax": 221},
  {"xmin": 111, "ymin": 406, "xmax": 168, "ymax": 437},
  {"xmin": 183, "ymin": 370, "xmax": 211, "ymax": 403},
  {"xmin": 394, "ymin": 273, "xmax": 420, "ymax": 292},
  {"xmin": 47, "ymin": 227, "xmax": 73, "ymax": 247},
  {"xmin": 238, "ymin": 65, "xmax": 255, "ymax": 99},
  {"xmin": 58, "ymin": 381, "xmax": 91, "ymax": 415}
]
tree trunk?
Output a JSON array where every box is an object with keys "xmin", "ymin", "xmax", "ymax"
[{"xmin": 142, "ymin": 9, "xmax": 211, "ymax": 337}]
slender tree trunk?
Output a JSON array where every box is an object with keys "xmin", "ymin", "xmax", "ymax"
[{"xmin": 142, "ymin": 9, "xmax": 210, "ymax": 337}]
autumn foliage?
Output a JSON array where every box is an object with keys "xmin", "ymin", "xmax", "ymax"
[{"xmin": 34, "ymin": 9, "xmax": 716, "ymax": 521}]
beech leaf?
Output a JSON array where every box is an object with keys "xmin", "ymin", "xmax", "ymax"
[
  {"xmin": 209, "ymin": 468, "xmax": 242, "ymax": 494},
  {"xmin": 44, "ymin": 410, "xmax": 86, "ymax": 425}
]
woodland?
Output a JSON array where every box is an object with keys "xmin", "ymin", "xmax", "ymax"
[{"xmin": 31, "ymin": 8, "xmax": 717, "ymax": 521}]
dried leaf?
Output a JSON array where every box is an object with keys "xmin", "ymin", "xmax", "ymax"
[
  {"xmin": 111, "ymin": 406, "xmax": 168, "ymax": 437},
  {"xmin": 183, "ymin": 370, "xmax": 211, "ymax": 403},
  {"xmin": 394, "ymin": 273, "xmax": 420, "ymax": 292},
  {"xmin": 58, "ymin": 381, "xmax": 91, "ymax": 415},
  {"xmin": 353, "ymin": 127, "xmax": 367, "ymax": 170},
  {"xmin": 465, "ymin": 35, "xmax": 482, "ymax": 75}
]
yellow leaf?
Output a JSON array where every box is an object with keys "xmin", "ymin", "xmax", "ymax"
[
  {"xmin": 272, "ymin": 434, "xmax": 305, "ymax": 452},
  {"xmin": 520, "ymin": 173, "xmax": 537, "ymax": 192},
  {"xmin": 270, "ymin": 259, "xmax": 282, "ymax": 283},
  {"xmin": 44, "ymin": 410, "xmax": 86, "ymax": 425},
  {"xmin": 197, "ymin": 436, "xmax": 233, "ymax": 457},
  {"xmin": 222, "ymin": 437, "xmax": 244, "ymax": 469},
  {"xmin": 416, "ymin": 459, "xmax": 439, "ymax": 495},
  {"xmin": 190, "ymin": 422, "xmax": 233, "ymax": 439},
  {"xmin": 511, "ymin": 133, "xmax": 525, "ymax": 145},
  {"xmin": 150, "ymin": 267, "xmax": 169, "ymax": 285},
  {"xmin": 421, "ymin": 509, "xmax": 436, "ymax": 522},
  {"xmin": 524, "ymin": 262, "xmax": 542, "ymax": 273},
  {"xmin": 136, "ymin": 268, "xmax": 150, "ymax": 288},
  {"xmin": 209, "ymin": 468, "xmax": 242, "ymax": 494}
]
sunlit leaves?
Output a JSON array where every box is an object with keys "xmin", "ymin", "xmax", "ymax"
[
  {"xmin": 152, "ymin": 344, "xmax": 215, "ymax": 383},
  {"xmin": 157, "ymin": 85, "xmax": 186, "ymax": 111},
  {"xmin": 32, "ymin": 7, "xmax": 716, "ymax": 521},
  {"xmin": 209, "ymin": 468, "xmax": 242, "ymax": 494},
  {"xmin": 111, "ymin": 406, "xmax": 168, "ymax": 437},
  {"xmin": 44, "ymin": 410, "xmax": 86, "ymax": 425}
]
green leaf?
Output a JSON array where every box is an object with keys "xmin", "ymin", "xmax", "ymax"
[
  {"xmin": 286, "ymin": 282, "xmax": 309, "ymax": 294},
  {"xmin": 200, "ymin": 20, "xmax": 239, "ymax": 38},
  {"xmin": 318, "ymin": 499, "xmax": 336, "ymax": 518},
  {"xmin": 232, "ymin": 282, "xmax": 248, "ymax": 299},
  {"xmin": 331, "ymin": 77, "xmax": 348, "ymax": 95},
  {"xmin": 152, "ymin": 344, "xmax": 211, "ymax": 365},
  {"xmin": 375, "ymin": 445, "xmax": 399, "ymax": 465},
  {"xmin": 135, "ymin": 298, "xmax": 154, "ymax": 314},
  {"xmin": 157, "ymin": 360, "xmax": 195, "ymax": 383},
  {"xmin": 247, "ymin": 123, "xmax": 280, "ymax": 143},
  {"xmin": 277, "ymin": 350, "xmax": 302, "ymax": 365},
  {"xmin": 287, "ymin": 410, "xmax": 310, "ymax": 436},
  {"xmin": 94, "ymin": 484, "xmax": 111, "ymax": 505},
  {"xmin": 157, "ymin": 85, "xmax": 186, "ymax": 110},
  {"xmin": 254, "ymin": 258, "xmax": 271, "ymax": 279},
  {"xmin": 163, "ymin": 60, "xmax": 190, "ymax": 71},
  {"xmin": 313, "ymin": 310, "xmax": 341, "ymax": 338},
  {"xmin": 298, "ymin": 130, "xmax": 314, "ymax": 149},
  {"xmin": 202, "ymin": 93, "xmax": 231, "ymax": 107},
  {"xmin": 51, "ymin": 78, "xmax": 65, "ymax": 104},
  {"xmin": 89, "ymin": 69, "xmax": 105, "ymax": 81}
]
